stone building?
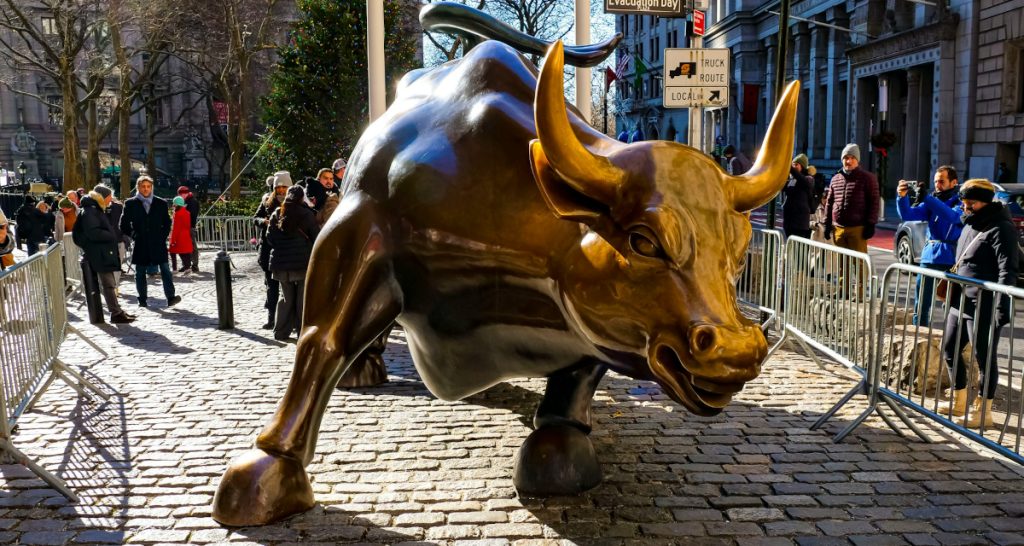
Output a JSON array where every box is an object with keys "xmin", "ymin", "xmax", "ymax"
[{"xmin": 615, "ymin": 0, "xmax": 1024, "ymax": 190}]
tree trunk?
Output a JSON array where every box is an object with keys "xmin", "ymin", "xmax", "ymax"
[
  {"xmin": 118, "ymin": 102, "xmax": 132, "ymax": 197},
  {"xmin": 86, "ymin": 102, "xmax": 100, "ymax": 188},
  {"xmin": 227, "ymin": 97, "xmax": 244, "ymax": 199},
  {"xmin": 146, "ymin": 104, "xmax": 156, "ymax": 176},
  {"xmin": 61, "ymin": 76, "xmax": 83, "ymax": 191}
]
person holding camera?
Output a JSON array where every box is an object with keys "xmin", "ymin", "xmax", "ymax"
[{"xmin": 897, "ymin": 165, "xmax": 963, "ymax": 325}]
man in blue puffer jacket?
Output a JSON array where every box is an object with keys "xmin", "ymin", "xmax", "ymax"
[{"xmin": 897, "ymin": 165, "xmax": 963, "ymax": 325}]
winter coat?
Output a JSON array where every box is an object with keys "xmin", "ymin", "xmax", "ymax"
[
  {"xmin": 183, "ymin": 193, "xmax": 200, "ymax": 228},
  {"xmin": 782, "ymin": 167, "xmax": 815, "ymax": 235},
  {"xmin": 896, "ymin": 190, "xmax": 962, "ymax": 266},
  {"xmin": 0, "ymin": 229, "xmax": 14, "ymax": 270},
  {"xmin": 254, "ymin": 192, "xmax": 282, "ymax": 271},
  {"xmin": 267, "ymin": 200, "xmax": 320, "ymax": 274},
  {"xmin": 305, "ymin": 181, "xmax": 340, "ymax": 213},
  {"xmin": 107, "ymin": 201, "xmax": 126, "ymax": 245},
  {"xmin": 72, "ymin": 196, "xmax": 121, "ymax": 273},
  {"xmin": 120, "ymin": 194, "xmax": 171, "ymax": 266},
  {"xmin": 826, "ymin": 167, "xmax": 880, "ymax": 228},
  {"xmin": 950, "ymin": 202, "xmax": 1020, "ymax": 326},
  {"xmin": 15, "ymin": 203, "xmax": 48, "ymax": 244},
  {"xmin": 169, "ymin": 207, "xmax": 194, "ymax": 255}
]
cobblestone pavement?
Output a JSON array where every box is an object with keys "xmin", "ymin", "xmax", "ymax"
[{"xmin": 2, "ymin": 254, "xmax": 1024, "ymax": 545}]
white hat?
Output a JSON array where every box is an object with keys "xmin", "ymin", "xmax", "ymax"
[
  {"xmin": 273, "ymin": 170, "xmax": 293, "ymax": 188},
  {"xmin": 266, "ymin": 175, "xmax": 275, "ymax": 188},
  {"xmin": 0, "ymin": 209, "xmax": 7, "ymax": 224},
  {"xmin": 332, "ymin": 158, "xmax": 347, "ymax": 172}
]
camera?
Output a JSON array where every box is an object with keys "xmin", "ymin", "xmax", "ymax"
[{"xmin": 906, "ymin": 180, "xmax": 928, "ymax": 204}]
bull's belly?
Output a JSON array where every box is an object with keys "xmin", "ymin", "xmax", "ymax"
[{"xmin": 396, "ymin": 313, "xmax": 600, "ymax": 401}]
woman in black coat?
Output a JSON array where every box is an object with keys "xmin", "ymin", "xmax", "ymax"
[
  {"xmin": 72, "ymin": 189, "xmax": 134, "ymax": 323},
  {"xmin": 942, "ymin": 179, "xmax": 1020, "ymax": 428},
  {"xmin": 253, "ymin": 173, "xmax": 291, "ymax": 329},
  {"xmin": 266, "ymin": 185, "xmax": 320, "ymax": 341}
]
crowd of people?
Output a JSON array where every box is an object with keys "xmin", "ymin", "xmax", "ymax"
[{"xmin": 253, "ymin": 158, "xmax": 343, "ymax": 341}]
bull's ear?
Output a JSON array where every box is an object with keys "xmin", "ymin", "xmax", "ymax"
[{"xmin": 530, "ymin": 140, "xmax": 606, "ymax": 225}]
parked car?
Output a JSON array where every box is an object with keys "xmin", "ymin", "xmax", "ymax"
[{"xmin": 893, "ymin": 182, "xmax": 1024, "ymax": 284}]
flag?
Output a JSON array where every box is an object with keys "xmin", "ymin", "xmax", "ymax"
[
  {"xmin": 604, "ymin": 67, "xmax": 617, "ymax": 93},
  {"xmin": 615, "ymin": 53, "xmax": 632, "ymax": 80},
  {"xmin": 633, "ymin": 56, "xmax": 647, "ymax": 92}
]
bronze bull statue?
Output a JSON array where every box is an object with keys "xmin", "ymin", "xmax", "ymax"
[{"xmin": 213, "ymin": 11, "xmax": 798, "ymax": 527}]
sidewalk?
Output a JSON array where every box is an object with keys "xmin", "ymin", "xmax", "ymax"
[{"xmin": 2, "ymin": 254, "xmax": 1023, "ymax": 544}]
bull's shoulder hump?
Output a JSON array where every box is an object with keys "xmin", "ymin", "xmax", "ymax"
[{"xmin": 398, "ymin": 41, "xmax": 539, "ymax": 102}]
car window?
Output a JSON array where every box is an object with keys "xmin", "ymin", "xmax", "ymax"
[{"xmin": 998, "ymin": 192, "xmax": 1024, "ymax": 215}]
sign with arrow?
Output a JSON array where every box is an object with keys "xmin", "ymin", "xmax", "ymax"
[{"xmin": 663, "ymin": 48, "xmax": 730, "ymax": 108}]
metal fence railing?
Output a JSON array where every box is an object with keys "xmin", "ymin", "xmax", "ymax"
[
  {"xmin": 62, "ymin": 238, "xmax": 84, "ymax": 298},
  {"xmin": 0, "ymin": 242, "xmax": 109, "ymax": 501},
  {"xmin": 195, "ymin": 216, "xmax": 258, "ymax": 252},
  {"xmin": 863, "ymin": 263, "xmax": 1024, "ymax": 465},
  {"xmin": 737, "ymin": 228, "xmax": 784, "ymax": 333}
]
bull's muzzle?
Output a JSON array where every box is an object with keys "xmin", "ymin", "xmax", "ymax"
[{"xmin": 648, "ymin": 323, "xmax": 767, "ymax": 416}]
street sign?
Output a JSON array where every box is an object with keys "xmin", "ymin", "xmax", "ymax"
[
  {"xmin": 604, "ymin": 0, "xmax": 686, "ymax": 17},
  {"xmin": 692, "ymin": 9, "xmax": 705, "ymax": 36},
  {"xmin": 663, "ymin": 48, "xmax": 730, "ymax": 108}
]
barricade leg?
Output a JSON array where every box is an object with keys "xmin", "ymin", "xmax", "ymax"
[{"xmin": 0, "ymin": 438, "xmax": 78, "ymax": 501}]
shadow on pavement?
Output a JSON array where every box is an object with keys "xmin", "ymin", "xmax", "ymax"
[{"xmin": 95, "ymin": 322, "xmax": 195, "ymax": 354}]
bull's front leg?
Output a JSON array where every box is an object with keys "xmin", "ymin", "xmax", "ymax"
[
  {"xmin": 212, "ymin": 193, "xmax": 402, "ymax": 526},
  {"xmin": 336, "ymin": 323, "xmax": 394, "ymax": 388},
  {"xmin": 513, "ymin": 359, "xmax": 607, "ymax": 496}
]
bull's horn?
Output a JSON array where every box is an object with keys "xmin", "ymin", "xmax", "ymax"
[
  {"xmin": 726, "ymin": 80, "xmax": 800, "ymax": 212},
  {"xmin": 535, "ymin": 41, "xmax": 624, "ymax": 202}
]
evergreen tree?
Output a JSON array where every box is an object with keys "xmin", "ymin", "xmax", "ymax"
[{"xmin": 260, "ymin": 0, "xmax": 420, "ymax": 178}]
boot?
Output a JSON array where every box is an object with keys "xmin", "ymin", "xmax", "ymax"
[
  {"xmin": 261, "ymin": 309, "xmax": 275, "ymax": 330},
  {"xmin": 939, "ymin": 389, "xmax": 968, "ymax": 417},
  {"xmin": 110, "ymin": 311, "xmax": 135, "ymax": 324},
  {"xmin": 964, "ymin": 398, "xmax": 995, "ymax": 428}
]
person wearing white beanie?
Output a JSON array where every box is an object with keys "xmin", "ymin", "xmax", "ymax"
[{"xmin": 824, "ymin": 142, "xmax": 880, "ymax": 296}]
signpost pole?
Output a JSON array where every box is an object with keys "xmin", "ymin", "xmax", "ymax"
[
  {"xmin": 766, "ymin": 0, "xmax": 790, "ymax": 230},
  {"xmin": 687, "ymin": 35, "xmax": 703, "ymax": 152},
  {"xmin": 576, "ymin": 0, "xmax": 592, "ymax": 124}
]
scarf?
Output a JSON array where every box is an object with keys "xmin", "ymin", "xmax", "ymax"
[
  {"xmin": 139, "ymin": 194, "xmax": 153, "ymax": 213},
  {"xmin": 934, "ymin": 187, "xmax": 958, "ymax": 203}
]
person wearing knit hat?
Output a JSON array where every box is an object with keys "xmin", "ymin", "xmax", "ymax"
[
  {"xmin": 73, "ymin": 184, "xmax": 134, "ymax": 323},
  {"xmin": 782, "ymin": 154, "xmax": 815, "ymax": 239},
  {"xmin": 253, "ymin": 172, "xmax": 292, "ymax": 329},
  {"xmin": 824, "ymin": 142, "xmax": 880, "ymax": 263},
  {"xmin": 169, "ymin": 195, "xmax": 195, "ymax": 273},
  {"xmin": 332, "ymin": 157, "xmax": 347, "ymax": 185},
  {"xmin": 176, "ymin": 185, "xmax": 201, "ymax": 272},
  {"xmin": 56, "ymin": 197, "xmax": 78, "ymax": 240},
  {"xmin": 14, "ymin": 194, "xmax": 46, "ymax": 256},
  {"xmin": 938, "ymin": 178, "xmax": 1019, "ymax": 427},
  {"xmin": 306, "ymin": 167, "xmax": 339, "ymax": 215},
  {"xmin": 120, "ymin": 174, "xmax": 180, "ymax": 308}
]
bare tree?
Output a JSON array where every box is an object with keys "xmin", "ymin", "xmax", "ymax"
[
  {"xmin": 176, "ymin": 0, "xmax": 286, "ymax": 198},
  {"xmin": 0, "ymin": 0, "xmax": 108, "ymax": 190}
]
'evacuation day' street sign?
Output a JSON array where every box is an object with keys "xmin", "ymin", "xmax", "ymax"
[
  {"xmin": 663, "ymin": 48, "xmax": 730, "ymax": 108},
  {"xmin": 604, "ymin": 0, "xmax": 687, "ymax": 17}
]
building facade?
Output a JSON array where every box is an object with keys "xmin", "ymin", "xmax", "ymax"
[{"xmin": 615, "ymin": 0, "xmax": 1024, "ymax": 191}]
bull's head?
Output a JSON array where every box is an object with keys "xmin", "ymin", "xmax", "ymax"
[{"xmin": 529, "ymin": 42, "xmax": 798, "ymax": 416}]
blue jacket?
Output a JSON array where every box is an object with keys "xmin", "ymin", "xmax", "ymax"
[{"xmin": 896, "ymin": 193, "xmax": 963, "ymax": 266}]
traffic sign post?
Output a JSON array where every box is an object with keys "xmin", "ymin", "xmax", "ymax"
[
  {"xmin": 663, "ymin": 48, "xmax": 730, "ymax": 108},
  {"xmin": 692, "ymin": 9, "xmax": 705, "ymax": 36}
]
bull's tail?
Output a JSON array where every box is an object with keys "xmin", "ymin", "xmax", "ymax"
[{"xmin": 420, "ymin": 2, "xmax": 621, "ymax": 68}]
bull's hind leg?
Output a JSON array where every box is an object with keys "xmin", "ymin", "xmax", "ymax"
[
  {"xmin": 514, "ymin": 359, "xmax": 607, "ymax": 496},
  {"xmin": 213, "ymin": 193, "xmax": 401, "ymax": 526}
]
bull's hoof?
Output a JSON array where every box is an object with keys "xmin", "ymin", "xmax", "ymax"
[
  {"xmin": 212, "ymin": 449, "xmax": 314, "ymax": 526},
  {"xmin": 513, "ymin": 424, "xmax": 602, "ymax": 496},
  {"xmin": 336, "ymin": 354, "xmax": 389, "ymax": 388}
]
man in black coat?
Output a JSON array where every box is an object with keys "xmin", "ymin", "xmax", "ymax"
[
  {"xmin": 119, "ymin": 175, "xmax": 180, "ymax": 308},
  {"xmin": 15, "ymin": 195, "xmax": 48, "ymax": 255},
  {"xmin": 177, "ymin": 185, "xmax": 201, "ymax": 272},
  {"xmin": 72, "ymin": 185, "xmax": 134, "ymax": 323}
]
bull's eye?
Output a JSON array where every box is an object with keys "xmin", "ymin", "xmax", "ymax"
[{"xmin": 629, "ymin": 231, "xmax": 662, "ymax": 258}]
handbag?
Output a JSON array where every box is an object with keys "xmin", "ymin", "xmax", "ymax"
[{"xmin": 936, "ymin": 232, "xmax": 985, "ymax": 302}]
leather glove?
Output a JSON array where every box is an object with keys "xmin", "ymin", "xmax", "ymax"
[
  {"xmin": 862, "ymin": 224, "xmax": 875, "ymax": 239},
  {"xmin": 824, "ymin": 225, "xmax": 834, "ymax": 241}
]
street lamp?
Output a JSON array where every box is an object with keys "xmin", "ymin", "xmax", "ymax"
[{"xmin": 18, "ymin": 161, "xmax": 27, "ymax": 186}]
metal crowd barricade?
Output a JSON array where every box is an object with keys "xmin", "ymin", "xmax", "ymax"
[
  {"xmin": 195, "ymin": 216, "xmax": 258, "ymax": 252},
  {"xmin": 62, "ymin": 238, "xmax": 84, "ymax": 298},
  {"xmin": 781, "ymin": 236, "xmax": 925, "ymax": 442},
  {"xmin": 737, "ymin": 228, "xmax": 784, "ymax": 332},
  {"xmin": 0, "ymin": 243, "xmax": 110, "ymax": 500},
  {"xmin": 861, "ymin": 263, "xmax": 1024, "ymax": 465}
]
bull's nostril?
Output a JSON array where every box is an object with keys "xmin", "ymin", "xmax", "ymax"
[{"xmin": 690, "ymin": 325, "xmax": 717, "ymax": 355}]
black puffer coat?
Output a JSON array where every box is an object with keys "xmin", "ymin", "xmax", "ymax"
[
  {"xmin": 73, "ymin": 196, "xmax": 121, "ymax": 273},
  {"xmin": 951, "ymin": 201, "xmax": 1020, "ymax": 325},
  {"xmin": 267, "ymin": 187, "xmax": 320, "ymax": 273},
  {"xmin": 15, "ymin": 201, "xmax": 48, "ymax": 244},
  {"xmin": 782, "ymin": 167, "xmax": 815, "ymax": 235},
  {"xmin": 120, "ymin": 195, "xmax": 171, "ymax": 266},
  {"xmin": 253, "ymin": 192, "xmax": 282, "ymax": 271}
]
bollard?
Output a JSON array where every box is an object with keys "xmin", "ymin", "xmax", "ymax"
[
  {"xmin": 79, "ymin": 256, "xmax": 104, "ymax": 324},
  {"xmin": 214, "ymin": 250, "xmax": 234, "ymax": 329}
]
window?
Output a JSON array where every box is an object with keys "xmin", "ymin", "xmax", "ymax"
[
  {"xmin": 46, "ymin": 95, "xmax": 63, "ymax": 126},
  {"xmin": 1004, "ymin": 41, "xmax": 1024, "ymax": 114},
  {"xmin": 41, "ymin": 17, "xmax": 56, "ymax": 35}
]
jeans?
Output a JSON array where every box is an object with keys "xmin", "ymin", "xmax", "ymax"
[
  {"xmin": 190, "ymin": 227, "xmax": 200, "ymax": 270},
  {"xmin": 26, "ymin": 241, "xmax": 40, "ymax": 256},
  {"xmin": 273, "ymin": 270, "xmax": 305, "ymax": 340},
  {"xmin": 135, "ymin": 261, "xmax": 175, "ymax": 304},
  {"xmin": 913, "ymin": 263, "xmax": 951, "ymax": 326}
]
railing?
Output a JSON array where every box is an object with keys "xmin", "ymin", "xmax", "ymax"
[
  {"xmin": 736, "ymin": 228, "xmax": 784, "ymax": 333},
  {"xmin": 195, "ymin": 216, "xmax": 258, "ymax": 252},
  {"xmin": 867, "ymin": 263, "xmax": 1024, "ymax": 465},
  {"xmin": 62, "ymin": 238, "xmax": 84, "ymax": 298},
  {"xmin": 0, "ymin": 242, "xmax": 109, "ymax": 501}
]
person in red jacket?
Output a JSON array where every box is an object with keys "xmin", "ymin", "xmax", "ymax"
[{"xmin": 169, "ymin": 195, "xmax": 194, "ymax": 273}]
